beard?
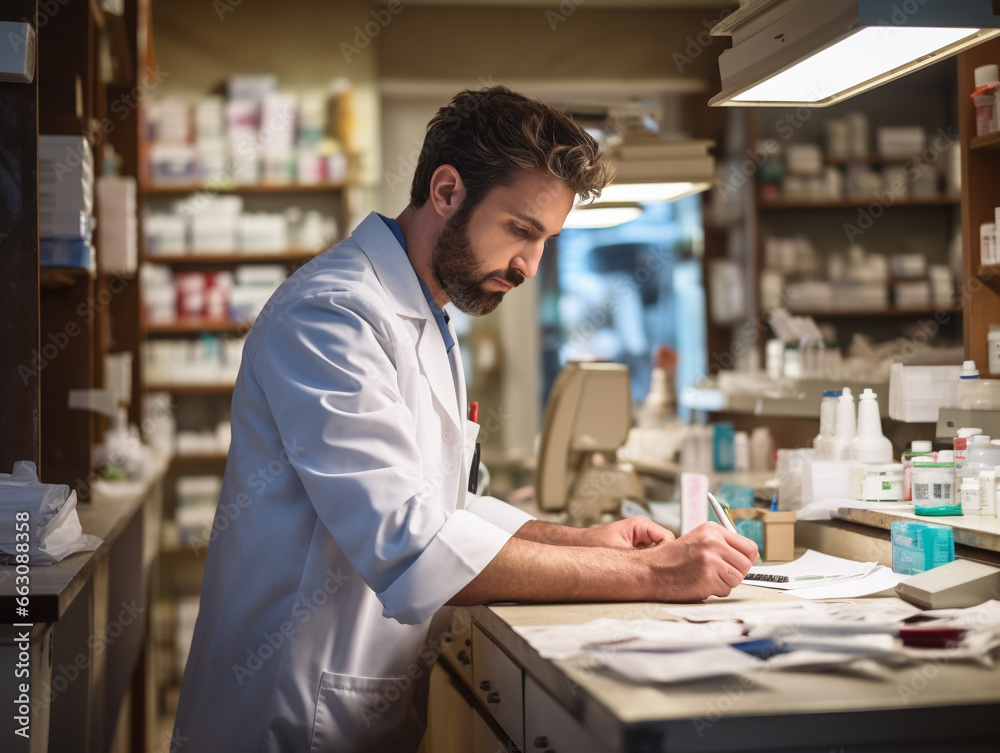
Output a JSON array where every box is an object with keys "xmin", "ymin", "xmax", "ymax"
[{"xmin": 431, "ymin": 206, "xmax": 525, "ymax": 317}]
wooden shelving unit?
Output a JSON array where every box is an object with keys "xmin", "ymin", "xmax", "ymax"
[
  {"xmin": 759, "ymin": 194, "xmax": 960, "ymax": 209},
  {"xmin": 144, "ymin": 383, "xmax": 237, "ymax": 395},
  {"xmin": 144, "ymin": 320, "xmax": 252, "ymax": 335},
  {"xmin": 143, "ymin": 249, "xmax": 321, "ymax": 265},
  {"xmin": 141, "ymin": 180, "xmax": 347, "ymax": 194},
  {"xmin": 782, "ymin": 304, "xmax": 963, "ymax": 319},
  {"xmin": 959, "ymin": 38, "xmax": 1000, "ymax": 374}
]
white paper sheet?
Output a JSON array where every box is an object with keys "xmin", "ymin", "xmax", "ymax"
[
  {"xmin": 605, "ymin": 646, "xmax": 764, "ymax": 684},
  {"xmin": 743, "ymin": 549, "xmax": 878, "ymax": 590},
  {"xmin": 513, "ymin": 618, "xmax": 745, "ymax": 660},
  {"xmin": 785, "ymin": 566, "xmax": 909, "ymax": 600}
]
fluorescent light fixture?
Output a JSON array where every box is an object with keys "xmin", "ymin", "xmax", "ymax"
[
  {"xmin": 595, "ymin": 135, "xmax": 715, "ymax": 204},
  {"xmin": 564, "ymin": 206, "xmax": 643, "ymax": 229},
  {"xmin": 710, "ymin": 0, "xmax": 1000, "ymax": 107},
  {"xmin": 591, "ymin": 182, "xmax": 711, "ymax": 205}
]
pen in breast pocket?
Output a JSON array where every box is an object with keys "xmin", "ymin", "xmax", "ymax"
[{"xmin": 468, "ymin": 402, "xmax": 480, "ymax": 494}]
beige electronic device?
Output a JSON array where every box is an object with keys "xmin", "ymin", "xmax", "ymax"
[
  {"xmin": 535, "ymin": 362, "xmax": 645, "ymax": 523},
  {"xmin": 895, "ymin": 558, "xmax": 1000, "ymax": 610}
]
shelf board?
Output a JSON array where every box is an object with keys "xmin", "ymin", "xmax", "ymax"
[
  {"xmin": 142, "ymin": 250, "xmax": 323, "ymax": 265},
  {"xmin": 141, "ymin": 181, "xmax": 347, "ymax": 195},
  {"xmin": 759, "ymin": 195, "xmax": 960, "ymax": 209},
  {"xmin": 144, "ymin": 320, "xmax": 252, "ymax": 335},
  {"xmin": 161, "ymin": 545, "xmax": 207, "ymax": 556},
  {"xmin": 824, "ymin": 154, "xmax": 931, "ymax": 166},
  {"xmin": 978, "ymin": 264, "xmax": 1000, "ymax": 278},
  {"xmin": 144, "ymin": 383, "xmax": 236, "ymax": 394},
  {"xmin": 784, "ymin": 305, "xmax": 962, "ymax": 319},
  {"xmin": 172, "ymin": 452, "xmax": 229, "ymax": 463},
  {"xmin": 39, "ymin": 267, "xmax": 95, "ymax": 289},
  {"xmin": 970, "ymin": 130, "xmax": 1000, "ymax": 150}
]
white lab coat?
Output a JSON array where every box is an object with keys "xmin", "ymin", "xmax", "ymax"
[{"xmin": 171, "ymin": 213, "xmax": 534, "ymax": 753}]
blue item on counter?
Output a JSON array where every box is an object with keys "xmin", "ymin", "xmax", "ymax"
[
  {"xmin": 891, "ymin": 520, "xmax": 955, "ymax": 575},
  {"xmin": 40, "ymin": 237, "xmax": 93, "ymax": 269},
  {"xmin": 720, "ymin": 484, "xmax": 754, "ymax": 508},
  {"xmin": 735, "ymin": 518, "xmax": 764, "ymax": 552},
  {"xmin": 713, "ymin": 422, "xmax": 735, "ymax": 472}
]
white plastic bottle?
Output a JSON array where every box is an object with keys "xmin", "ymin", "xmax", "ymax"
[
  {"xmin": 957, "ymin": 360, "xmax": 979, "ymax": 409},
  {"xmin": 848, "ymin": 388, "xmax": 893, "ymax": 462},
  {"xmin": 829, "ymin": 387, "xmax": 856, "ymax": 461},
  {"xmin": 813, "ymin": 389, "xmax": 841, "ymax": 460}
]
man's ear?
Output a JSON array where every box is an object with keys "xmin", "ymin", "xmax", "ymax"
[{"xmin": 428, "ymin": 165, "xmax": 467, "ymax": 220}]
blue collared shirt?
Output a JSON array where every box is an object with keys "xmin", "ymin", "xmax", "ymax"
[{"xmin": 377, "ymin": 213, "xmax": 455, "ymax": 353}]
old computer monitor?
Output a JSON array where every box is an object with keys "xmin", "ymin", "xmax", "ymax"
[{"xmin": 536, "ymin": 362, "xmax": 644, "ymax": 517}]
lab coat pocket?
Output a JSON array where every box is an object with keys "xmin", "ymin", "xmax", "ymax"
[
  {"xmin": 464, "ymin": 418, "xmax": 481, "ymax": 456},
  {"xmin": 309, "ymin": 671, "xmax": 417, "ymax": 753}
]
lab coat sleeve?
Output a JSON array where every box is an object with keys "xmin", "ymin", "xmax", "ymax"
[
  {"xmin": 250, "ymin": 291, "xmax": 514, "ymax": 625},
  {"xmin": 463, "ymin": 494, "xmax": 535, "ymax": 534}
]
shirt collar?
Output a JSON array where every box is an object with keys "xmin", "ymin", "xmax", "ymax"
[{"xmin": 377, "ymin": 213, "xmax": 455, "ymax": 353}]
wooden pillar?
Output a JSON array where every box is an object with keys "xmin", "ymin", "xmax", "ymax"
[{"xmin": 0, "ymin": 1, "xmax": 40, "ymax": 472}]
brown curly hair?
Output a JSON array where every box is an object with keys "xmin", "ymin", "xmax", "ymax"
[{"xmin": 410, "ymin": 86, "xmax": 611, "ymax": 211}]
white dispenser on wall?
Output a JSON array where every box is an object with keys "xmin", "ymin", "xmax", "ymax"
[{"xmin": 848, "ymin": 388, "xmax": 893, "ymax": 462}]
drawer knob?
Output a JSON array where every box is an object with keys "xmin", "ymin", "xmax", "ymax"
[
  {"xmin": 534, "ymin": 736, "xmax": 549, "ymax": 748},
  {"xmin": 479, "ymin": 680, "xmax": 491, "ymax": 691},
  {"xmin": 487, "ymin": 691, "xmax": 501, "ymax": 704}
]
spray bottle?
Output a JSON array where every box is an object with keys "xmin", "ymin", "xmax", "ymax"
[{"xmin": 848, "ymin": 388, "xmax": 893, "ymax": 462}]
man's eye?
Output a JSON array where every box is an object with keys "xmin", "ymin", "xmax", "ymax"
[{"xmin": 512, "ymin": 224, "xmax": 529, "ymax": 237}]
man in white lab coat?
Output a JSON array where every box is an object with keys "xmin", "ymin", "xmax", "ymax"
[{"xmin": 171, "ymin": 86, "xmax": 757, "ymax": 753}]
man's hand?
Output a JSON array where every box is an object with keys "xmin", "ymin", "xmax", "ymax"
[
  {"xmin": 577, "ymin": 516, "xmax": 675, "ymax": 549},
  {"xmin": 641, "ymin": 522, "xmax": 758, "ymax": 602}
]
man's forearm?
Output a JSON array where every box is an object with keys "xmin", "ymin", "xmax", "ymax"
[
  {"xmin": 446, "ymin": 536, "xmax": 650, "ymax": 606},
  {"xmin": 447, "ymin": 521, "xmax": 758, "ymax": 607},
  {"xmin": 511, "ymin": 519, "xmax": 591, "ymax": 546}
]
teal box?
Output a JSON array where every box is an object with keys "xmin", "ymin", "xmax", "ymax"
[
  {"xmin": 890, "ymin": 521, "xmax": 955, "ymax": 576},
  {"xmin": 720, "ymin": 484, "xmax": 754, "ymax": 509},
  {"xmin": 735, "ymin": 519, "xmax": 764, "ymax": 552}
]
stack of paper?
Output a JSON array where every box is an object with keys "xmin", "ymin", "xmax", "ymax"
[
  {"xmin": 742, "ymin": 550, "xmax": 908, "ymax": 599},
  {"xmin": 0, "ymin": 461, "xmax": 102, "ymax": 564}
]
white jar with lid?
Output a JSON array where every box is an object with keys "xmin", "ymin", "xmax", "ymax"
[
  {"xmin": 960, "ymin": 477, "xmax": 981, "ymax": 513},
  {"xmin": 851, "ymin": 462, "xmax": 904, "ymax": 501},
  {"xmin": 912, "ymin": 462, "xmax": 956, "ymax": 515}
]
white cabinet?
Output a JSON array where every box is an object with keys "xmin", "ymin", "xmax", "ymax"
[
  {"xmin": 524, "ymin": 675, "xmax": 602, "ymax": 753},
  {"xmin": 471, "ymin": 624, "xmax": 524, "ymax": 751}
]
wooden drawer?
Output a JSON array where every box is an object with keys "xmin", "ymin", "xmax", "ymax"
[
  {"xmin": 440, "ymin": 607, "xmax": 474, "ymax": 686},
  {"xmin": 524, "ymin": 675, "xmax": 601, "ymax": 753},
  {"xmin": 472, "ymin": 624, "xmax": 524, "ymax": 750}
]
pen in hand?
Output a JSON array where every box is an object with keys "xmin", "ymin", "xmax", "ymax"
[{"xmin": 707, "ymin": 491, "xmax": 761, "ymax": 565}]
